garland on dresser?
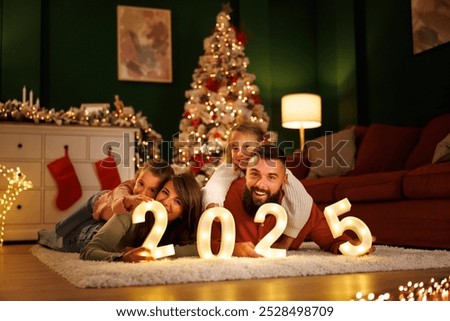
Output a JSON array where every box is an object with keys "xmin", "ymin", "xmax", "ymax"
[{"xmin": 0, "ymin": 97, "xmax": 162, "ymax": 163}]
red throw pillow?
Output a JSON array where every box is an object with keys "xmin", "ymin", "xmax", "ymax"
[{"xmin": 350, "ymin": 124, "xmax": 421, "ymax": 175}]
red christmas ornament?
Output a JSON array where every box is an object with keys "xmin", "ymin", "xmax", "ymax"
[
  {"xmin": 191, "ymin": 118, "xmax": 200, "ymax": 127},
  {"xmin": 231, "ymin": 25, "xmax": 247, "ymax": 45},
  {"xmin": 251, "ymin": 94, "xmax": 262, "ymax": 105},
  {"xmin": 205, "ymin": 78, "xmax": 220, "ymax": 92},
  {"xmin": 189, "ymin": 154, "xmax": 211, "ymax": 174},
  {"xmin": 229, "ymin": 75, "xmax": 238, "ymax": 85}
]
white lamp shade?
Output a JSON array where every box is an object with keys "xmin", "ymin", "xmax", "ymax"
[{"xmin": 281, "ymin": 93, "xmax": 322, "ymax": 129}]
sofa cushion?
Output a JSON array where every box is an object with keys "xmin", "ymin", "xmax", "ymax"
[
  {"xmin": 351, "ymin": 125, "xmax": 368, "ymax": 149},
  {"xmin": 286, "ymin": 154, "xmax": 310, "ymax": 180},
  {"xmin": 301, "ymin": 176, "xmax": 343, "ymax": 204},
  {"xmin": 335, "ymin": 170, "xmax": 407, "ymax": 202},
  {"xmin": 305, "ymin": 128, "xmax": 356, "ymax": 179},
  {"xmin": 350, "ymin": 124, "xmax": 421, "ymax": 175},
  {"xmin": 405, "ymin": 113, "xmax": 450, "ymax": 170},
  {"xmin": 403, "ymin": 162, "xmax": 450, "ymax": 199}
]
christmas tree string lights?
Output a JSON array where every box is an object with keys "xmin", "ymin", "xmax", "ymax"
[
  {"xmin": 0, "ymin": 165, "xmax": 33, "ymax": 246},
  {"xmin": 173, "ymin": 4, "xmax": 270, "ymax": 185}
]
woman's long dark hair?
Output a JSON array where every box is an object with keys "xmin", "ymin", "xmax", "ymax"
[{"xmin": 134, "ymin": 173, "xmax": 202, "ymax": 247}]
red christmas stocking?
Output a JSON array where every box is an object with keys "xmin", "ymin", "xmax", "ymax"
[
  {"xmin": 95, "ymin": 155, "xmax": 121, "ymax": 190},
  {"xmin": 47, "ymin": 146, "xmax": 82, "ymax": 211}
]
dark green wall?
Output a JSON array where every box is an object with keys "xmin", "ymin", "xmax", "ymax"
[
  {"xmin": 1, "ymin": 0, "xmax": 41, "ymax": 97},
  {"xmin": 1, "ymin": 0, "xmax": 449, "ymax": 157},
  {"xmin": 357, "ymin": 0, "xmax": 450, "ymax": 127}
]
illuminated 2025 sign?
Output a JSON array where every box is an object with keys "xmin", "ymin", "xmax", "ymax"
[{"xmin": 133, "ymin": 198, "xmax": 372, "ymax": 259}]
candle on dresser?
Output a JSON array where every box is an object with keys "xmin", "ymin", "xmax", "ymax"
[
  {"xmin": 22, "ymin": 86, "xmax": 26, "ymax": 104},
  {"xmin": 29, "ymin": 90, "xmax": 33, "ymax": 106}
]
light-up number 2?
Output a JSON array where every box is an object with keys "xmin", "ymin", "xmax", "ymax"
[
  {"xmin": 132, "ymin": 200, "xmax": 175, "ymax": 259},
  {"xmin": 323, "ymin": 198, "xmax": 372, "ymax": 256},
  {"xmin": 254, "ymin": 203, "xmax": 288, "ymax": 258}
]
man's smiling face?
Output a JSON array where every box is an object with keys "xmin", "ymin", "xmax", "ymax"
[{"xmin": 243, "ymin": 157, "xmax": 287, "ymax": 212}]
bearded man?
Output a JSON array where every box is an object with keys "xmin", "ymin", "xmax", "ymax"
[{"xmin": 211, "ymin": 144, "xmax": 375, "ymax": 257}]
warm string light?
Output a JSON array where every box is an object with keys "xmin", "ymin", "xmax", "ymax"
[
  {"xmin": 0, "ymin": 165, "xmax": 33, "ymax": 246},
  {"xmin": 353, "ymin": 275, "xmax": 450, "ymax": 301}
]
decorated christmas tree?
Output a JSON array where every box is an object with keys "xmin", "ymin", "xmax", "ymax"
[{"xmin": 173, "ymin": 4, "xmax": 270, "ymax": 185}]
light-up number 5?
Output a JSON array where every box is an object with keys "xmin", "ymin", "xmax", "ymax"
[
  {"xmin": 254, "ymin": 203, "xmax": 288, "ymax": 258},
  {"xmin": 197, "ymin": 207, "xmax": 235, "ymax": 259},
  {"xmin": 132, "ymin": 200, "xmax": 175, "ymax": 259},
  {"xmin": 323, "ymin": 198, "xmax": 372, "ymax": 256}
]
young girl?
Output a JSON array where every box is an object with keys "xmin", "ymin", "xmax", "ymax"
[
  {"xmin": 80, "ymin": 173, "xmax": 202, "ymax": 262},
  {"xmin": 202, "ymin": 121, "xmax": 313, "ymax": 245},
  {"xmin": 38, "ymin": 159, "xmax": 174, "ymax": 252}
]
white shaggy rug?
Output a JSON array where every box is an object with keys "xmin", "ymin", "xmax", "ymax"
[{"xmin": 30, "ymin": 243, "xmax": 450, "ymax": 289}]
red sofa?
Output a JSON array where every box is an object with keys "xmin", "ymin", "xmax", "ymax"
[{"xmin": 287, "ymin": 113, "xmax": 450, "ymax": 250}]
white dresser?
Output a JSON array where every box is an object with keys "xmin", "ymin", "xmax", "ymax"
[{"xmin": 0, "ymin": 123, "xmax": 138, "ymax": 241}]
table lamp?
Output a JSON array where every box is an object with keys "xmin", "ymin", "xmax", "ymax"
[{"xmin": 281, "ymin": 93, "xmax": 322, "ymax": 151}]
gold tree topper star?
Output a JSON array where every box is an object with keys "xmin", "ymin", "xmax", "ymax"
[{"xmin": 222, "ymin": 2, "xmax": 233, "ymax": 15}]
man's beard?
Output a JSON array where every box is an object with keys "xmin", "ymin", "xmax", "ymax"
[{"xmin": 243, "ymin": 186, "xmax": 281, "ymax": 218}]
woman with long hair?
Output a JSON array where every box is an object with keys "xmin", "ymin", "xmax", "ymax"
[{"xmin": 80, "ymin": 172, "xmax": 202, "ymax": 262}]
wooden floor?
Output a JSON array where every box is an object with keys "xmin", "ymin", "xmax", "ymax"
[{"xmin": 1, "ymin": 243, "xmax": 450, "ymax": 301}]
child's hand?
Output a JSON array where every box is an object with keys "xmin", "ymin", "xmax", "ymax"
[{"xmin": 123, "ymin": 195, "xmax": 153, "ymax": 211}]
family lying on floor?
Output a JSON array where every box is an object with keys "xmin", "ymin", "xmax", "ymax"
[{"xmin": 38, "ymin": 121, "xmax": 375, "ymax": 262}]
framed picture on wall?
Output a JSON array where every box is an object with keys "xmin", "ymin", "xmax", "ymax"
[
  {"xmin": 117, "ymin": 6, "xmax": 172, "ymax": 82},
  {"xmin": 411, "ymin": 0, "xmax": 450, "ymax": 54}
]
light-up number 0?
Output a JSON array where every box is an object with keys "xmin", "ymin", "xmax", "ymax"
[
  {"xmin": 197, "ymin": 207, "xmax": 236, "ymax": 259},
  {"xmin": 196, "ymin": 203, "xmax": 288, "ymax": 259},
  {"xmin": 323, "ymin": 198, "xmax": 372, "ymax": 256},
  {"xmin": 132, "ymin": 200, "xmax": 175, "ymax": 259}
]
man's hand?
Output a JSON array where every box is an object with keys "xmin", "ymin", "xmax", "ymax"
[
  {"xmin": 121, "ymin": 246, "xmax": 155, "ymax": 263},
  {"xmin": 348, "ymin": 236, "xmax": 377, "ymax": 255},
  {"xmin": 233, "ymin": 242, "xmax": 262, "ymax": 258},
  {"xmin": 273, "ymin": 234, "xmax": 294, "ymax": 249}
]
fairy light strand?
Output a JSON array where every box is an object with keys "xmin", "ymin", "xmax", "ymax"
[
  {"xmin": 353, "ymin": 274, "xmax": 449, "ymax": 301},
  {"xmin": 0, "ymin": 165, "xmax": 33, "ymax": 246}
]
